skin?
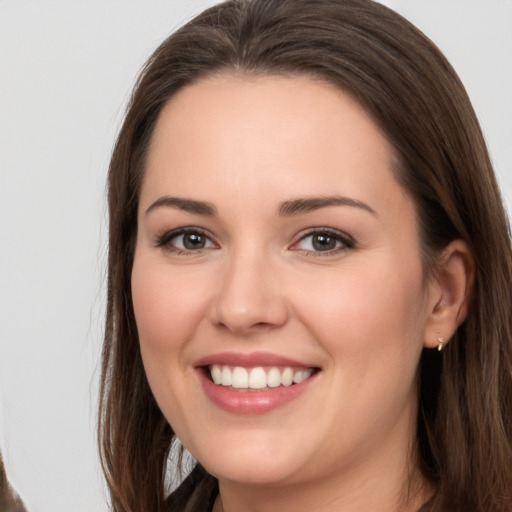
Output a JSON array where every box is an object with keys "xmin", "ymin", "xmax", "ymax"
[{"xmin": 131, "ymin": 74, "xmax": 473, "ymax": 512}]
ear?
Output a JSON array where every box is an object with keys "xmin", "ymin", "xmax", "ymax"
[{"xmin": 423, "ymin": 239, "xmax": 475, "ymax": 350}]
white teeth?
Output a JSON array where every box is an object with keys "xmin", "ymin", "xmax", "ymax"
[
  {"xmin": 248, "ymin": 367, "xmax": 267, "ymax": 389},
  {"xmin": 231, "ymin": 367, "xmax": 249, "ymax": 388},
  {"xmin": 267, "ymin": 367, "xmax": 281, "ymax": 388},
  {"xmin": 211, "ymin": 364, "xmax": 222, "ymax": 385},
  {"xmin": 209, "ymin": 365, "xmax": 314, "ymax": 389},
  {"xmin": 281, "ymin": 367, "xmax": 294, "ymax": 387},
  {"xmin": 221, "ymin": 366, "xmax": 232, "ymax": 386},
  {"xmin": 293, "ymin": 369, "xmax": 312, "ymax": 384}
]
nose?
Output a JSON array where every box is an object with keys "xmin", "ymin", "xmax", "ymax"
[{"xmin": 209, "ymin": 249, "xmax": 289, "ymax": 335}]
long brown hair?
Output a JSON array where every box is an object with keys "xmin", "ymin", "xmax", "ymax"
[
  {"xmin": 99, "ymin": 1, "xmax": 512, "ymax": 510},
  {"xmin": 0, "ymin": 453, "xmax": 26, "ymax": 512}
]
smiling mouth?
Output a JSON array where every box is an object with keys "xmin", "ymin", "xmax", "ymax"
[{"xmin": 205, "ymin": 365, "xmax": 318, "ymax": 391}]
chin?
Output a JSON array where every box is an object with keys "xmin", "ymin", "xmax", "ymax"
[
  {"xmin": 204, "ymin": 456, "xmax": 299, "ymax": 486},
  {"xmin": 183, "ymin": 431, "xmax": 307, "ymax": 486}
]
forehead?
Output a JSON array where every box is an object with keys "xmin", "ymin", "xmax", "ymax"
[
  {"xmin": 149, "ymin": 73, "xmax": 392, "ymax": 163},
  {"xmin": 141, "ymin": 73, "xmax": 409, "ymax": 219}
]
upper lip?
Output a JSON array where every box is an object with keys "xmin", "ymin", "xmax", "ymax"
[{"xmin": 194, "ymin": 351, "xmax": 317, "ymax": 369}]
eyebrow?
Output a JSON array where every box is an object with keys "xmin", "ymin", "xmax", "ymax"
[
  {"xmin": 144, "ymin": 194, "xmax": 376, "ymax": 218},
  {"xmin": 278, "ymin": 196, "xmax": 377, "ymax": 216},
  {"xmin": 145, "ymin": 196, "xmax": 217, "ymax": 216}
]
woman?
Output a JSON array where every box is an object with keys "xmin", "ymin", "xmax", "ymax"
[{"xmin": 98, "ymin": 0, "xmax": 512, "ymax": 511}]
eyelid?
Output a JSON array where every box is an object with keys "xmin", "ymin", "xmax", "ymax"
[
  {"xmin": 154, "ymin": 226, "xmax": 218, "ymax": 254},
  {"xmin": 153, "ymin": 226, "xmax": 354, "ymax": 256},
  {"xmin": 290, "ymin": 227, "xmax": 355, "ymax": 254}
]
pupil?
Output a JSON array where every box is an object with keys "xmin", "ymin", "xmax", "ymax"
[
  {"xmin": 183, "ymin": 233, "xmax": 205, "ymax": 250},
  {"xmin": 313, "ymin": 233, "xmax": 336, "ymax": 251}
]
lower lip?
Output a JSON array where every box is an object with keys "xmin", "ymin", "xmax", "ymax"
[{"xmin": 198, "ymin": 369, "xmax": 318, "ymax": 415}]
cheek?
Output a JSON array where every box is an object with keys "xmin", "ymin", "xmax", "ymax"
[
  {"xmin": 130, "ymin": 255, "xmax": 212, "ymax": 426},
  {"xmin": 293, "ymin": 258, "xmax": 427, "ymax": 357},
  {"xmin": 131, "ymin": 256, "xmax": 210, "ymax": 357}
]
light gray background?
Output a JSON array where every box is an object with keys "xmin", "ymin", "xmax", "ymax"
[{"xmin": 1, "ymin": 1, "xmax": 511, "ymax": 511}]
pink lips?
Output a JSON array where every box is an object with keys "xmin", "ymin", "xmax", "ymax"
[
  {"xmin": 195, "ymin": 351, "xmax": 319, "ymax": 415},
  {"xmin": 195, "ymin": 351, "xmax": 312, "ymax": 368}
]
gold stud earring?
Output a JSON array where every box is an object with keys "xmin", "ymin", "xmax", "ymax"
[{"xmin": 437, "ymin": 337, "xmax": 444, "ymax": 351}]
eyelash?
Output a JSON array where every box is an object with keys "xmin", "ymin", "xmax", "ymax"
[
  {"xmin": 154, "ymin": 227, "xmax": 217, "ymax": 255},
  {"xmin": 291, "ymin": 228, "xmax": 355, "ymax": 256},
  {"xmin": 154, "ymin": 227, "xmax": 355, "ymax": 256}
]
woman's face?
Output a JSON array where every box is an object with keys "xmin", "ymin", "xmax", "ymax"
[{"xmin": 132, "ymin": 75, "xmax": 436, "ymax": 488}]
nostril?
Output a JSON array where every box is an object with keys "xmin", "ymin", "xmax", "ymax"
[{"xmin": 209, "ymin": 271, "xmax": 289, "ymax": 333}]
